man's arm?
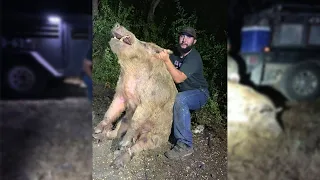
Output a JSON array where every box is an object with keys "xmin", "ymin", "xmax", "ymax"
[
  {"xmin": 156, "ymin": 51, "xmax": 187, "ymax": 83},
  {"xmin": 164, "ymin": 60, "xmax": 187, "ymax": 83},
  {"xmin": 83, "ymin": 59, "xmax": 92, "ymax": 78},
  {"xmin": 83, "ymin": 44, "xmax": 93, "ymax": 77}
]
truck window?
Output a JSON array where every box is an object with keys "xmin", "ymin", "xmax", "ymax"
[
  {"xmin": 277, "ymin": 24, "xmax": 304, "ymax": 46},
  {"xmin": 308, "ymin": 25, "xmax": 320, "ymax": 45}
]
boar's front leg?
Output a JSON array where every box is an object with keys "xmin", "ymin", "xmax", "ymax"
[
  {"xmin": 93, "ymin": 94, "xmax": 126, "ymax": 138},
  {"xmin": 96, "ymin": 107, "xmax": 135, "ymax": 141}
]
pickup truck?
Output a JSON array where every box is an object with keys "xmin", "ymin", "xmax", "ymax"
[{"xmin": 1, "ymin": 12, "xmax": 92, "ymax": 98}]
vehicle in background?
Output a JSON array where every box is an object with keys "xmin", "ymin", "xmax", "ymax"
[
  {"xmin": 240, "ymin": 3, "xmax": 320, "ymax": 102},
  {"xmin": 1, "ymin": 12, "xmax": 92, "ymax": 99}
]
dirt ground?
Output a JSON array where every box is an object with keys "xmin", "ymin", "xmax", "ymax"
[
  {"xmin": 228, "ymin": 93, "xmax": 320, "ymax": 180},
  {"xmin": 2, "ymin": 80, "xmax": 319, "ymax": 180},
  {"xmin": 0, "ymin": 84, "xmax": 92, "ymax": 180},
  {"xmin": 92, "ymin": 83, "xmax": 228, "ymax": 180}
]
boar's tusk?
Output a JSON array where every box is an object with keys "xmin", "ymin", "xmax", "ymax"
[{"xmin": 120, "ymin": 35, "xmax": 130, "ymax": 41}]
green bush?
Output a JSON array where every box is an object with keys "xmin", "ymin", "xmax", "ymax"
[
  {"xmin": 92, "ymin": 0, "xmax": 137, "ymax": 86},
  {"xmin": 93, "ymin": 0, "xmax": 227, "ymax": 128}
]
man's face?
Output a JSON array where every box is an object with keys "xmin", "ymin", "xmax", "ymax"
[{"xmin": 179, "ymin": 34, "xmax": 196, "ymax": 49}]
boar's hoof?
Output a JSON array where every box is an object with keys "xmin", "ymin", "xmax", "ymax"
[
  {"xmin": 110, "ymin": 152, "xmax": 131, "ymax": 169},
  {"xmin": 92, "ymin": 133, "xmax": 104, "ymax": 143},
  {"xmin": 94, "ymin": 122, "xmax": 112, "ymax": 134},
  {"xmin": 94, "ymin": 126, "xmax": 103, "ymax": 134},
  {"xmin": 119, "ymin": 139, "xmax": 131, "ymax": 147},
  {"xmin": 93, "ymin": 130, "xmax": 116, "ymax": 142}
]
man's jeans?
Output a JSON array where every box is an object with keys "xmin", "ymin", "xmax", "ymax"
[
  {"xmin": 83, "ymin": 74, "xmax": 93, "ymax": 102},
  {"xmin": 173, "ymin": 88, "xmax": 209, "ymax": 148}
]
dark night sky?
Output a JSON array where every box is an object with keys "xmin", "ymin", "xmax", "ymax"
[
  {"xmin": 175, "ymin": 0, "xmax": 227, "ymax": 41},
  {"xmin": 2, "ymin": 0, "xmax": 91, "ymax": 14},
  {"xmin": 123, "ymin": 0, "xmax": 227, "ymax": 41},
  {"xmin": 2, "ymin": 0, "xmax": 320, "ymax": 44}
]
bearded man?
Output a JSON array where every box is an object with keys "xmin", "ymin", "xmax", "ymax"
[{"xmin": 156, "ymin": 27, "xmax": 209, "ymax": 160}]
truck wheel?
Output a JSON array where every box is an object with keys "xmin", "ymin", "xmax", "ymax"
[
  {"xmin": 2, "ymin": 54, "xmax": 48, "ymax": 99},
  {"xmin": 280, "ymin": 63, "xmax": 320, "ymax": 102}
]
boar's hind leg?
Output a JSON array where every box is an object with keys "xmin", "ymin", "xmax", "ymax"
[
  {"xmin": 118, "ymin": 105, "xmax": 152, "ymax": 147},
  {"xmin": 111, "ymin": 132, "xmax": 160, "ymax": 169},
  {"xmin": 94, "ymin": 95, "xmax": 126, "ymax": 134},
  {"xmin": 116, "ymin": 108, "xmax": 135, "ymax": 139}
]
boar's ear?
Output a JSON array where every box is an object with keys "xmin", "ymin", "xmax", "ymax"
[
  {"xmin": 142, "ymin": 42, "xmax": 173, "ymax": 54},
  {"xmin": 165, "ymin": 49, "xmax": 173, "ymax": 54}
]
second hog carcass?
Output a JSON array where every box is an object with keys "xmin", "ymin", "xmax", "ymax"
[
  {"xmin": 93, "ymin": 23, "xmax": 178, "ymax": 168},
  {"xmin": 227, "ymin": 80, "xmax": 283, "ymax": 158}
]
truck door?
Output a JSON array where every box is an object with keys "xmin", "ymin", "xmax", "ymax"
[
  {"xmin": 3, "ymin": 14, "xmax": 65, "ymax": 74},
  {"xmin": 63, "ymin": 15, "xmax": 92, "ymax": 77}
]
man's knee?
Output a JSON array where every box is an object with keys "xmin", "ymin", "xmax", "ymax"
[{"xmin": 174, "ymin": 93, "xmax": 187, "ymax": 106}]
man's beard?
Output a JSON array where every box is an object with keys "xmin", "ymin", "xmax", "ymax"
[{"xmin": 177, "ymin": 43, "xmax": 193, "ymax": 54}]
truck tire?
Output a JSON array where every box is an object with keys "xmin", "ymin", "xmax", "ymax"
[
  {"xmin": 1, "ymin": 52, "xmax": 49, "ymax": 99},
  {"xmin": 280, "ymin": 63, "xmax": 320, "ymax": 102}
]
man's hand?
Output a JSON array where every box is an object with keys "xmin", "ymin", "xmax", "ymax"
[
  {"xmin": 154, "ymin": 50, "xmax": 187, "ymax": 84},
  {"xmin": 155, "ymin": 50, "xmax": 170, "ymax": 63},
  {"xmin": 83, "ymin": 59, "xmax": 92, "ymax": 78}
]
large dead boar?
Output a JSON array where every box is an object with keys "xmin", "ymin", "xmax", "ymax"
[
  {"xmin": 93, "ymin": 23, "xmax": 178, "ymax": 168},
  {"xmin": 228, "ymin": 80, "xmax": 283, "ymax": 158}
]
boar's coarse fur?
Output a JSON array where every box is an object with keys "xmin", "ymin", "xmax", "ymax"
[{"xmin": 93, "ymin": 23, "xmax": 178, "ymax": 168}]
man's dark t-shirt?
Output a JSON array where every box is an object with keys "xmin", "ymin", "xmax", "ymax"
[{"xmin": 169, "ymin": 48, "xmax": 208, "ymax": 92}]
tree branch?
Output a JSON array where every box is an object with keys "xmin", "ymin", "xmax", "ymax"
[{"xmin": 147, "ymin": 0, "xmax": 161, "ymax": 23}]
